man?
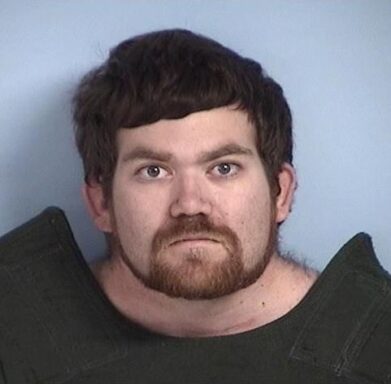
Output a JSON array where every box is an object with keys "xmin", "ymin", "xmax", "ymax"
[{"xmin": 0, "ymin": 29, "xmax": 390, "ymax": 383}]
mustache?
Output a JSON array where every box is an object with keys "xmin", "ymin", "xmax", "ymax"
[{"xmin": 151, "ymin": 215, "xmax": 240, "ymax": 254}]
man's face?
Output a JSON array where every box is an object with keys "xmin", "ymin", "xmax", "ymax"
[{"xmin": 104, "ymin": 107, "xmax": 283, "ymax": 299}]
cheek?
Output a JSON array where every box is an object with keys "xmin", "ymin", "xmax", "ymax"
[
  {"xmin": 221, "ymin": 175, "xmax": 271, "ymax": 222},
  {"xmin": 237, "ymin": 194, "xmax": 271, "ymax": 235},
  {"xmin": 110, "ymin": 183, "xmax": 165, "ymax": 269},
  {"xmin": 219, "ymin": 181, "xmax": 272, "ymax": 254}
]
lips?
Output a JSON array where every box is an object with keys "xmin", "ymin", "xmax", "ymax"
[{"xmin": 169, "ymin": 235, "xmax": 219, "ymax": 246}]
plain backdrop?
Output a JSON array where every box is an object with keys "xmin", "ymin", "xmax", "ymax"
[{"xmin": 0, "ymin": 0, "xmax": 390, "ymax": 271}]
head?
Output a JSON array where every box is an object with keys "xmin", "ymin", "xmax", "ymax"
[{"xmin": 73, "ymin": 29, "xmax": 296, "ymax": 300}]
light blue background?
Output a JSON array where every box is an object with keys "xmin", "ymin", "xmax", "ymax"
[{"xmin": 1, "ymin": 0, "xmax": 390, "ymax": 271}]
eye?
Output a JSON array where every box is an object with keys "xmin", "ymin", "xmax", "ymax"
[
  {"xmin": 138, "ymin": 165, "xmax": 168, "ymax": 179},
  {"xmin": 210, "ymin": 162, "xmax": 239, "ymax": 177}
]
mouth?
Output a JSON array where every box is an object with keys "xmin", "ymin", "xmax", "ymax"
[{"xmin": 169, "ymin": 235, "xmax": 219, "ymax": 246}]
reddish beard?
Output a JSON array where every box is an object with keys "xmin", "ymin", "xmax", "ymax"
[{"xmin": 113, "ymin": 212, "xmax": 278, "ymax": 300}]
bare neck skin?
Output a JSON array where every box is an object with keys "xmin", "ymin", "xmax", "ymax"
[{"xmin": 92, "ymin": 253, "xmax": 318, "ymax": 338}]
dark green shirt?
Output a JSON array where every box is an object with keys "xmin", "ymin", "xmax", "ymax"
[{"xmin": 0, "ymin": 207, "xmax": 390, "ymax": 383}]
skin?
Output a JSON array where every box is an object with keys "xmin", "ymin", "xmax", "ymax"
[{"xmin": 85, "ymin": 106, "xmax": 317, "ymax": 337}]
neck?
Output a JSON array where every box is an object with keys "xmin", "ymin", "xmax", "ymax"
[{"xmin": 91, "ymin": 254, "xmax": 317, "ymax": 338}]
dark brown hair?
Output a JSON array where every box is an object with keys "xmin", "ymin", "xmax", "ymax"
[{"xmin": 73, "ymin": 29, "xmax": 293, "ymax": 199}]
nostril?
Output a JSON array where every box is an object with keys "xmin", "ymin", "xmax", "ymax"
[{"xmin": 169, "ymin": 196, "xmax": 212, "ymax": 218}]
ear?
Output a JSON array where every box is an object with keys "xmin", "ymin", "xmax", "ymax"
[
  {"xmin": 274, "ymin": 163, "xmax": 297, "ymax": 224},
  {"xmin": 82, "ymin": 181, "xmax": 113, "ymax": 233}
]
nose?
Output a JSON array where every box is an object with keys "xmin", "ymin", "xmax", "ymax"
[{"xmin": 169, "ymin": 173, "xmax": 212, "ymax": 218}]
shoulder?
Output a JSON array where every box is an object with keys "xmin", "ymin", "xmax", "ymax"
[
  {"xmin": 340, "ymin": 233, "xmax": 391, "ymax": 382},
  {"xmin": 291, "ymin": 233, "xmax": 391, "ymax": 383},
  {"xmin": 0, "ymin": 208, "xmax": 127, "ymax": 383}
]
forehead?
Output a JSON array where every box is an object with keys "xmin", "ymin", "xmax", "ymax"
[{"xmin": 116, "ymin": 106, "xmax": 258, "ymax": 158}]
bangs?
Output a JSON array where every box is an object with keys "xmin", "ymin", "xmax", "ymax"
[{"xmin": 98, "ymin": 30, "xmax": 261, "ymax": 130}]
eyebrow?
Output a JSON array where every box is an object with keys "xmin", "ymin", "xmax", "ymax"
[
  {"xmin": 197, "ymin": 143, "xmax": 254, "ymax": 162},
  {"xmin": 120, "ymin": 143, "xmax": 254, "ymax": 164},
  {"xmin": 121, "ymin": 147, "xmax": 173, "ymax": 163}
]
